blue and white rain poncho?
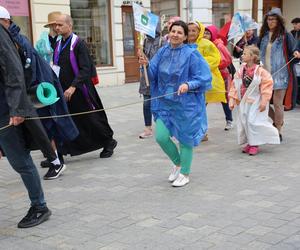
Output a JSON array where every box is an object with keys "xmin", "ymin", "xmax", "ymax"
[{"xmin": 148, "ymin": 43, "xmax": 212, "ymax": 147}]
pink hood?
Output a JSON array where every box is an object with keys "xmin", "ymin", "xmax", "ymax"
[{"xmin": 205, "ymin": 25, "xmax": 219, "ymax": 42}]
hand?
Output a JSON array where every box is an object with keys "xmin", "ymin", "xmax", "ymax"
[
  {"xmin": 64, "ymin": 86, "xmax": 76, "ymax": 101},
  {"xmin": 137, "ymin": 48, "xmax": 142, "ymax": 58},
  {"xmin": 9, "ymin": 116, "xmax": 24, "ymax": 126},
  {"xmin": 229, "ymin": 99, "xmax": 235, "ymax": 110},
  {"xmin": 259, "ymin": 103, "xmax": 266, "ymax": 112},
  {"xmin": 0, "ymin": 150, "xmax": 2, "ymax": 159},
  {"xmin": 139, "ymin": 54, "xmax": 149, "ymax": 66},
  {"xmin": 294, "ymin": 51, "xmax": 300, "ymax": 59},
  {"xmin": 177, "ymin": 83, "xmax": 189, "ymax": 95}
]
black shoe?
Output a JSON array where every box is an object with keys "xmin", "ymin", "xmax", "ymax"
[
  {"xmin": 18, "ymin": 206, "xmax": 51, "ymax": 228},
  {"xmin": 100, "ymin": 139, "xmax": 117, "ymax": 158},
  {"xmin": 43, "ymin": 163, "xmax": 66, "ymax": 180},
  {"xmin": 40, "ymin": 153, "xmax": 64, "ymax": 168}
]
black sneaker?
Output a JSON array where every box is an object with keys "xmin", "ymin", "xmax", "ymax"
[
  {"xmin": 40, "ymin": 153, "xmax": 65, "ymax": 168},
  {"xmin": 18, "ymin": 206, "xmax": 51, "ymax": 228},
  {"xmin": 43, "ymin": 163, "xmax": 66, "ymax": 180},
  {"xmin": 100, "ymin": 139, "xmax": 117, "ymax": 158}
]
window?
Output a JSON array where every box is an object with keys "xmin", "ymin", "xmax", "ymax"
[
  {"xmin": 70, "ymin": 0, "xmax": 112, "ymax": 66},
  {"xmin": 1, "ymin": 0, "xmax": 32, "ymax": 41},
  {"xmin": 212, "ymin": 0, "xmax": 233, "ymax": 28},
  {"xmin": 151, "ymin": 0, "xmax": 180, "ymax": 36},
  {"xmin": 151, "ymin": 0, "xmax": 179, "ymax": 18}
]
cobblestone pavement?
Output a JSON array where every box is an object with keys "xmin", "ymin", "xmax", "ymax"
[{"xmin": 1, "ymin": 83, "xmax": 300, "ymax": 250}]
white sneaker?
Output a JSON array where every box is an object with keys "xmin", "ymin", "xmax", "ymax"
[
  {"xmin": 168, "ymin": 166, "xmax": 181, "ymax": 182},
  {"xmin": 172, "ymin": 173, "xmax": 189, "ymax": 187},
  {"xmin": 224, "ymin": 120, "xmax": 233, "ymax": 131}
]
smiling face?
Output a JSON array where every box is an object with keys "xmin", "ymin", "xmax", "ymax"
[
  {"xmin": 169, "ymin": 25, "xmax": 187, "ymax": 48},
  {"xmin": 188, "ymin": 23, "xmax": 200, "ymax": 43}
]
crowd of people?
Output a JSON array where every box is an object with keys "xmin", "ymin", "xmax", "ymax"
[{"xmin": 1, "ymin": 5, "xmax": 300, "ymax": 228}]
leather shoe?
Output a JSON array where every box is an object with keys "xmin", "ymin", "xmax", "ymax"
[{"xmin": 100, "ymin": 139, "xmax": 117, "ymax": 158}]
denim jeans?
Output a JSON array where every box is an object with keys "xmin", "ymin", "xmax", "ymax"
[
  {"xmin": 0, "ymin": 116, "xmax": 46, "ymax": 208},
  {"xmin": 143, "ymin": 95, "xmax": 152, "ymax": 127},
  {"xmin": 221, "ymin": 102, "xmax": 233, "ymax": 122}
]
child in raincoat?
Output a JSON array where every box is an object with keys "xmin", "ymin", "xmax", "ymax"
[{"xmin": 229, "ymin": 45, "xmax": 280, "ymax": 155}]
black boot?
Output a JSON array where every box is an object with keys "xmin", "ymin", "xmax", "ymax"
[{"xmin": 100, "ymin": 139, "xmax": 117, "ymax": 158}]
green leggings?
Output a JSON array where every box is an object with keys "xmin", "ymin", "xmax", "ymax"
[{"xmin": 155, "ymin": 119, "xmax": 193, "ymax": 175}]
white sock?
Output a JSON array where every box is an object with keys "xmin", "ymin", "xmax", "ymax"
[
  {"xmin": 51, "ymin": 151, "xmax": 61, "ymax": 165},
  {"xmin": 51, "ymin": 157, "xmax": 61, "ymax": 165}
]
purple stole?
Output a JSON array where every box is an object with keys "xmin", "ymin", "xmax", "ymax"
[{"xmin": 54, "ymin": 34, "xmax": 95, "ymax": 110}]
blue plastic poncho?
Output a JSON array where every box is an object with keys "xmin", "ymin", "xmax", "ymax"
[
  {"xmin": 35, "ymin": 31, "xmax": 53, "ymax": 63},
  {"xmin": 148, "ymin": 43, "xmax": 212, "ymax": 147}
]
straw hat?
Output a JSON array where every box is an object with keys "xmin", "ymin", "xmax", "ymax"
[{"xmin": 44, "ymin": 11, "xmax": 61, "ymax": 28}]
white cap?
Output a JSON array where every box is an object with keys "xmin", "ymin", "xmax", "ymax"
[{"xmin": 0, "ymin": 6, "xmax": 11, "ymax": 19}]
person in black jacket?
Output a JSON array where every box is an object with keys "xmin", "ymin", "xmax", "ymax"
[
  {"xmin": 0, "ymin": 23, "xmax": 51, "ymax": 228},
  {"xmin": 291, "ymin": 17, "xmax": 300, "ymax": 40}
]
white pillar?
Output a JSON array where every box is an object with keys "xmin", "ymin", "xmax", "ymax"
[{"xmin": 30, "ymin": 0, "xmax": 71, "ymax": 42}]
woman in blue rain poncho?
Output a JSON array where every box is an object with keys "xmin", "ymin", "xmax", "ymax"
[{"xmin": 139, "ymin": 21, "xmax": 212, "ymax": 187}]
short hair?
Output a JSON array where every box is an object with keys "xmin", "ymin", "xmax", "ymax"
[
  {"xmin": 61, "ymin": 14, "xmax": 73, "ymax": 26},
  {"xmin": 244, "ymin": 45, "xmax": 260, "ymax": 65},
  {"xmin": 291, "ymin": 17, "xmax": 300, "ymax": 24},
  {"xmin": 169, "ymin": 20, "xmax": 188, "ymax": 43}
]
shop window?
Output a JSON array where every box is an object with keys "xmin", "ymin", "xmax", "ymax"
[
  {"xmin": 70, "ymin": 0, "xmax": 112, "ymax": 66},
  {"xmin": 212, "ymin": 0, "xmax": 233, "ymax": 28},
  {"xmin": 151, "ymin": 0, "xmax": 179, "ymax": 18},
  {"xmin": 0, "ymin": 0, "xmax": 32, "ymax": 41},
  {"xmin": 151, "ymin": 0, "xmax": 180, "ymax": 36}
]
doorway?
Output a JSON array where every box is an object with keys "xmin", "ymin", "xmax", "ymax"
[
  {"xmin": 263, "ymin": 0, "xmax": 282, "ymax": 16},
  {"xmin": 122, "ymin": 6, "xmax": 140, "ymax": 83}
]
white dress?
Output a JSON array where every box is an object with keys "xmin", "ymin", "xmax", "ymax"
[{"xmin": 233, "ymin": 66, "xmax": 280, "ymax": 146}]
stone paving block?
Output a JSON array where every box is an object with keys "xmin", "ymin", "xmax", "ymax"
[
  {"xmin": 135, "ymin": 217, "xmax": 161, "ymax": 227},
  {"xmin": 228, "ymin": 232, "xmax": 258, "ymax": 245},
  {"xmin": 260, "ymin": 218, "xmax": 288, "ymax": 228},
  {"xmin": 242, "ymin": 240, "xmax": 272, "ymax": 250},
  {"xmin": 246, "ymin": 225, "xmax": 274, "ymax": 236},
  {"xmin": 258, "ymin": 232, "xmax": 288, "ymax": 245},
  {"xmin": 274, "ymin": 211, "xmax": 300, "ymax": 221},
  {"xmin": 274, "ymin": 224, "xmax": 300, "ymax": 236},
  {"xmin": 99, "ymin": 242, "xmax": 130, "ymax": 250},
  {"xmin": 220, "ymin": 225, "xmax": 246, "ymax": 236}
]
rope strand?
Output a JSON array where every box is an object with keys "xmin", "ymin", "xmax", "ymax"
[{"xmin": 0, "ymin": 57, "xmax": 295, "ymax": 131}]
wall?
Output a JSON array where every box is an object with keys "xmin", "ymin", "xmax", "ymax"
[{"xmin": 283, "ymin": 0, "xmax": 300, "ymax": 32}]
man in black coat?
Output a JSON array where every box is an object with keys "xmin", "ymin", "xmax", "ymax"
[
  {"xmin": 54, "ymin": 14, "xmax": 117, "ymax": 158},
  {"xmin": 0, "ymin": 23, "xmax": 51, "ymax": 228}
]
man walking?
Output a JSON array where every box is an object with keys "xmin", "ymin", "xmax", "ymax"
[
  {"xmin": 54, "ymin": 14, "xmax": 117, "ymax": 158},
  {"xmin": 0, "ymin": 23, "xmax": 51, "ymax": 228}
]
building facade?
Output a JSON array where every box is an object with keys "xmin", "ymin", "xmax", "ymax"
[{"xmin": 1, "ymin": 0, "xmax": 299, "ymax": 86}]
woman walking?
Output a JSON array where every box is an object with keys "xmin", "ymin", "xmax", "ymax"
[
  {"xmin": 258, "ymin": 8, "xmax": 296, "ymax": 140},
  {"xmin": 139, "ymin": 21, "xmax": 212, "ymax": 187}
]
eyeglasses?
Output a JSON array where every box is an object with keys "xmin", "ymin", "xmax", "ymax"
[{"xmin": 267, "ymin": 17, "xmax": 277, "ymax": 22}]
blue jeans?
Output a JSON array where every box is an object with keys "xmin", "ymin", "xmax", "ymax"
[
  {"xmin": 221, "ymin": 102, "xmax": 233, "ymax": 121},
  {"xmin": 0, "ymin": 116, "xmax": 46, "ymax": 208},
  {"xmin": 143, "ymin": 95, "xmax": 152, "ymax": 127}
]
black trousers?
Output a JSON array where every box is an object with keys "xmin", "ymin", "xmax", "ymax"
[{"xmin": 24, "ymin": 119, "xmax": 57, "ymax": 162}]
